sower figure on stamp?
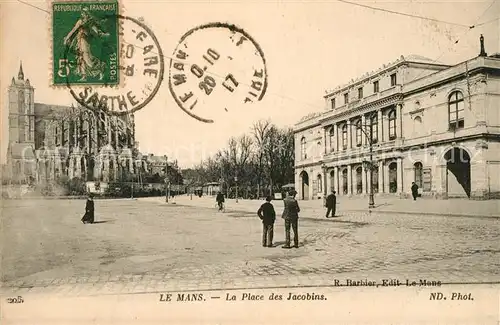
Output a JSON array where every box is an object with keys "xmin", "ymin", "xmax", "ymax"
[
  {"xmin": 411, "ymin": 182, "xmax": 419, "ymax": 201},
  {"xmin": 63, "ymin": 7, "xmax": 109, "ymax": 81},
  {"xmin": 81, "ymin": 193, "xmax": 95, "ymax": 224},
  {"xmin": 257, "ymin": 196, "xmax": 276, "ymax": 248},
  {"xmin": 282, "ymin": 190, "xmax": 300, "ymax": 249},
  {"xmin": 325, "ymin": 189, "xmax": 336, "ymax": 218}
]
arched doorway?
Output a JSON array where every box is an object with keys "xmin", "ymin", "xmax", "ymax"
[
  {"xmin": 389, "ymin": 162, "xmax": 397, "ymax": 193},
  {"xmin": 342, "ymin": 168, "xmax": 348, "ymax": 195},
  {"xmin": 300, "ymin": 171, "xmax": 309, "ymax": 200},
  {"xmin": 444, "ymin": 147, "xmax": 471, "ymax": 197},
  {"xmin": 355, "ymin": 166, "xmax": 362, "ymax": 194},
  {"xmin": 329, "ymin": 170, "xmax": 335, "ymax": 192}
]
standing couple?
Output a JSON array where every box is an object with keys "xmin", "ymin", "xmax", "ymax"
[{"xmin": 257, "ymin": 190, "xmax": 300, "ymax": 249}]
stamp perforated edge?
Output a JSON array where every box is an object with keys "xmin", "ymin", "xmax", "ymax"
[{"xmin": 47, "ymin": 0, "xmax": 126, "ymax": 90}]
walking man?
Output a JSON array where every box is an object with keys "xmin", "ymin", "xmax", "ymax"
[
  {"xmin": 257, "ymin": 196, "xmax": 276, "ymax": 247},
  {"xmin": 282, "ymin": 190, "xmax": 300, "ymax": 249},
  {"xmin": 216, "ymin": 191, "xmax": 225, "ymax": 211},
  {"xmin": 325, "ymin": 190, "xmax": 336, "ymax": 218},
  {"xmin": 411, "ymin": 182, "xmax": 419, "ymax": 201}
]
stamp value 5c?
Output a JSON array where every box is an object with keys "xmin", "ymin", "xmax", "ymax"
[{"xmin": 52, "ymin": 1, "xmax": 119, "ymax": 86}]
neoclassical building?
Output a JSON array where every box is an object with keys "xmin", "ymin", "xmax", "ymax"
[
  {"xmin": 294, "ymin": 37, "xmax": 500, "ymax": 200},
  {"xmin": 5, "ymin": 63, "xmax": 141, "ymax": 184}
]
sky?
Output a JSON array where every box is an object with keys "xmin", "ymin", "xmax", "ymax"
[{"xmin": 1, "ymin": 0, "xmax": 498, "ymax": 168}]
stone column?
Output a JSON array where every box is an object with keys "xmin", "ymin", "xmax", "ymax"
[
  {"xmin": 347, "ymin": 165, "xmax": 352, "ymax": 195},
  {"xmin": 333, "ymin": 166, "xmax": 339, "ymax": 194},
  {"xmin": 378, "ymin": 160, "xmax": 384, "ymax": 193},
  {"xmin": 103, "ymin": 159, "xmax": 109, "ymax": 182},
  {"xmin": 361, "ymin": 114, "xmax": 366, "ymax": 146},
  {"xmin": 471, "ymin": 141, "xmax": 488, "ymax": 198},
  {"xmin": 361, "ymin": 164, "xmax": 367, "ymax": 194},
  {"xmin": 323, "ymin": 127, "xmax": 327, "ymax": 154},
  {"xmin": 397, "ymin": 157, "xmax": 403, "ymax": 194},
  {"xmin": 323, "ymin": 166, "xmax": 328, "ymax": 203},
  {"xmin": 377, "ymin": 109, "xmax": 383, "ymax": 143},
  {"xmin": 75, "ymin": 156, "xmax": 81, "ymax": 178},
  {"xmin": 367, "ymin": 165, "xmax": 372, "ymax": 194},
  {"xmin": 68, "ymin": 157, "xmax": 74, "ymax": 179},
  {"xmin": 397, "ymin": 104, "xmax": 403, "ymax": 139},
  {"xmin": 347, "ymin": 119, "xmax": 352, "ymax": 150},
  {"xmin": 384, "ymin": 162, "xmax": 390, "ymax": 193},
  {"xmin": 333, "ymin": 124, "xmax": 338, "ymax": 151}
]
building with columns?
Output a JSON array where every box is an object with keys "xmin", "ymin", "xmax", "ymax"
[
  {"xmin": 294, "ymin": 38, "xmax": 500, "ymax": 200},
  {"xmin": 5, "ymin": 63, "xmax": 140, "ymax": 184}
]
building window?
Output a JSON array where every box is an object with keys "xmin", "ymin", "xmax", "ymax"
[
  {"xmin": 388, "ymin": 109, "xmax": 396, "ymax": 140},
  {"xmin": 390, "ymin": 73, "xmax": 397, "ymax": 86},
  {"xmin": 344, "ymin": 93, "xmax": 349, "ymax": 104},
  {"xmin": 370, "ymin": 115, "xmax": 378, "ymax": 143},
  {"xmin": 355, "ymin": 119, "xmax": 362, "ymax": 147},
  {"xmin": 414, "ymin": 162, "xmax": 423, "ymax": 188},
  {"xmin": 300, "ymin": 137, "xmax": 307, "ymax": 159},
  {"xmin": 373, "ymin": 80, "xmax": 379, "ymax": 93},
  {"xmin": 329, "ymin": 127, "xmax": 335, "ymax": 152},
  {"xmin": 448, "ymin": 91, "xmax": 464, "ymax": 130},
  {"xmin": 358, "ymin": 87, "xmax": 363, "ymax": 99},
  {"xmin": 341, "ymin": 124, "xmax": 348, "ymax": 149},
  {"xmin": 331, "ymin": 98, "xmax": 336, "ymax": 109}
]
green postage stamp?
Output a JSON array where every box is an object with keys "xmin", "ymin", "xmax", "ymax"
[{"xmin": 52, "ymin": 1, "xmax": 119, "ymax": 86}]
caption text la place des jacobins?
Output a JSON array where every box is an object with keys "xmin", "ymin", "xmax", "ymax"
[{"xmin": 158, "ymin": 278, "xmax": 475, "ymax": 303}]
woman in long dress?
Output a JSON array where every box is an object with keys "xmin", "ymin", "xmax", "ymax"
[
  {"xmin": 63, "ymin": 8, "xmax": 110, "ymax": 81},
  {"xmin": 81, "ymin": 194, "xmax": 95, "ymax": 224}
]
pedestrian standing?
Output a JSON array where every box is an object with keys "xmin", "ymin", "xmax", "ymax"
[
  {"xmin": 325, "ymin": 190, "xmax": 336, "ymax": 218},
  {"xmin": 282, "ymin": 190, "xmax": 300, "ymax": 249},
  {"xmin": 81, "ymin": 193, "xmax": 95, "ymax": 224},
  {"xmin": 411, "ymin": 182, "xmax": 419, "ymax": 201},
  {"xmin": 257, "ymin": 196, "xmax": 276, "ymax": 247}
]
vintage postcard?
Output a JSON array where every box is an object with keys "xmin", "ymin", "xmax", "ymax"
[{"xmin": 1, "ymin": 0, "xmax": 499, "ymax": 324}]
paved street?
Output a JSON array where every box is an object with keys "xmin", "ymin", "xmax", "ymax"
[{"xmin": 1, "ymin": 198, "xmax": 499, "ymax": 297}]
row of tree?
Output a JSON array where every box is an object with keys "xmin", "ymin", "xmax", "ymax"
[{"xmin": 182, "ymin": 120, "xmax": 295, "ymax": 199}]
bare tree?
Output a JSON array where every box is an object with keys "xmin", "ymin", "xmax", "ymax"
[{"xmin": 252, "ymin": 119, "xmax": 271, "ymax": 198}]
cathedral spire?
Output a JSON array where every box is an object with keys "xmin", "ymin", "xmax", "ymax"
[{"xmin": 18, "ymin": 61, "xmax": 24, "ymax": 80}]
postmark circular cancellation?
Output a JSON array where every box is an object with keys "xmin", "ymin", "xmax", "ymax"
[
  {"xmin": 168, "ymin": 23, "xmax": 268, "ymax": 123},
  {"xmin": 62, "ymin": 14, "xmax": 164, "ymax": 116}
]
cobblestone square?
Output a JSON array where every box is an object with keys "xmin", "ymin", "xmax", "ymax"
[{"xmin": 1, "ymin": 198, "xmax": 499, "ymax": 296}]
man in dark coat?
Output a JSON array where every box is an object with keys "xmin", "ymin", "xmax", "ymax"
[
  {"xmin": 282, "ymin": 190, "xmax": 300, "ymax": 249},
  {"xmin": 81, "ymin": 194, "xmax": 95, "ymax": 224},
  {"xmin": 325, "ymin": 190, "xmax": 337, "ymax": 218},
  {"xmin": 257, "ymin": 196, "xmax": 276, "ymax": 247},
  {"xmin": 216, "ymin": 191, "xmax": 225, "ymax": 211},
  {"xmin": 411, "ymin": 182, "xmax": 419, "ymax": 201}
]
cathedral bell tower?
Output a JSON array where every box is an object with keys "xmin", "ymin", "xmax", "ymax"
[{"xmin": 8, "ymin": 62, "xmax": 35, "ymax": 144}]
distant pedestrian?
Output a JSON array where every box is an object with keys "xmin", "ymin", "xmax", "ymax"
[
  {"xmin": 325, "ymin": 190, "xmax": 337, "ymax": 218},
  {"xmin": 257, "ymin": 196, "xmax": 276, "ymax": 247},
  {"xmin": 282, "ymin": 190, "xmax": 300, "ymax": 249},
  {"xmin": 81, "ymin": 193, "xmax": 95, "ymax": 224},
  {"xmin": 411, "ymin": 182, "xmax": 419, "ymax": 201},
  {"xmin": 216, "ymin": 191, "xmax": 225, "ymax": 211}
]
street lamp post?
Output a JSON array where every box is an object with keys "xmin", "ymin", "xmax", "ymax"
[
  {"xmin": 234, "ymin": 175, "xmax": 238, "ymax": 203},
  {"xmin": 352, "ymin": 112, "xmax": 377, "ymax": 209}
]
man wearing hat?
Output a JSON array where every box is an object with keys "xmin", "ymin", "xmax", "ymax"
[
  {"xmin": 257, "ymin": 196, "xmax": 276, "ymax": 247},
  {"xmin": 282, "ymin": 190, "xmax": 300, "ymax": 248}
]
